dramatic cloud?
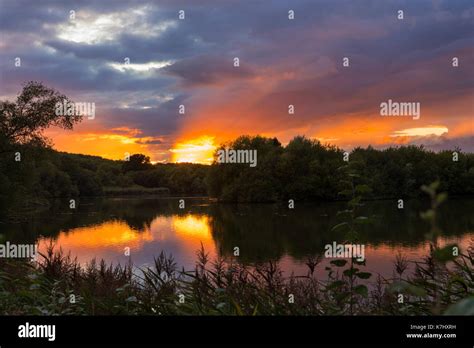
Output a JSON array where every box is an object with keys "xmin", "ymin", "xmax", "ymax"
[{"xmin": 1, "ymin": 0, "xmax": 472, "ymax": 161}]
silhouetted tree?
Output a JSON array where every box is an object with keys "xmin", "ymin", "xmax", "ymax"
[
  {"xmin": 0, "ymin": 81, "xmax": 81, "ymax": 147},
  {"xmin": 122, "ymin": 154, "xmax": 152, "ymax": 172}
]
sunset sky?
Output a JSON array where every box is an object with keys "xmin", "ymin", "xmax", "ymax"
[{"xmin": 0, "ymin": 0, "xmax": 472, "ymax": 163}]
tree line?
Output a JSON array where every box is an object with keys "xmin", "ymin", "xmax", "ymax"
[
  {"xmin": 1, "ymin": 82, "xmax": 473, "ymax": 214},
  {"xmin": 207, "ymin": 135, "xmax": 474, "ymax": 202}
]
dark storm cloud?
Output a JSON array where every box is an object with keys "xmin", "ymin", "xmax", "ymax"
[
  {"xmin": 97, "ymin": 93, "xmax": 190, "ymax": 139},
  {"xmin": 0, "ymin": 0, "xmax": 63, "ymax": 32},
  {"xmin": 163, "ymin": 55, "xmax": 256, "ymax": 86},
  {"xmin": 0, "ymin": 52, "xmax": 174, "ymax": 95}
]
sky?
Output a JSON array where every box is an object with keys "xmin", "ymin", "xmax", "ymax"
[{"xmin": 0, "ymin": 0, "xmax": 473, "ymax": 163}]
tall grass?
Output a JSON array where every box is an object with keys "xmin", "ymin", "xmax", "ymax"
[{"xmin": 0, "ymin": 241, "xmax": 472, "ymax": 316}]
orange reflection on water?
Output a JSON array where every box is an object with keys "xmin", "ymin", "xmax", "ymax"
[
  {"xmin": 37, "ymin": 220, "xmax": 155, "ymax": 262},
  {"xmin": 173, "ymin": 215, "xmax": 211, "ymax": 239},
  {"xmin": 171, "ymin": 214, "xmax": 216, "ymax": 259},
  {"xmin": 37, "ymin": 214, "xmax": 216, "ymax": 266}
]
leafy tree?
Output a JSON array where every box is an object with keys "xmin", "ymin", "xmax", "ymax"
[
  {"xmin": 0, "ymin": 81, "xmax": 81, "ymax": 147},
  {"xmin": 122, "ymin": 154, "xmax": 152, "ymax": 172}
]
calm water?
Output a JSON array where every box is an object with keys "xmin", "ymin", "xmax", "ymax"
[{"xmin": 2, "ymin": 197, "xmax": 473, "ymax": 278}]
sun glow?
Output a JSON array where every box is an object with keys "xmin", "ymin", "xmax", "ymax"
[
  {"xmin": 45, "ymin": 128, "xmax": 153, "ymax": 160},
  {"xmin": 391, "ymin": 126, "xmax": 448, "ymax": 137},
  {"xmin": 170, "ymin": 136, "xmax": 216, "ymax": 164}
]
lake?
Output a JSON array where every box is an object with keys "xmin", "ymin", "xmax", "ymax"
[{"xmin": 2, "ymin": 197, "xmax": 473, "ymax": 279}]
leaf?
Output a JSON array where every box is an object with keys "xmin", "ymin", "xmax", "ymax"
[
  {"xmin": 356, "ymin": 272, "xmax": 372, "ymax": 279},
  {"xmin": 354, "ymin": 216, "xmax": 370, "ymax": 224},
  {"xmin": 355, "ymin": 184, "xmax": 371, "ymax": 194},
  {"xmin": 421, "ymin": 185, "xmax": 433, "ymax": 196},
  {"xmin": 348, "ymin": 196, "xmax": 362, "ymax": 207},
  {"xmin": 420, "ymin": 210, "xmax": 434, "ymax": 221},
  {"xmin": 343, "ymin": 268, "xmax": 359, "ymax": 277},
  {"xmin": 337, "ymin": 165, "xmax": 349, "ymax": 171},
  {"xmin": 436, "ymin": 192, "xmax": 447, "ymax": 204},
  {"xmin": 330, "ymin": 260, "xmax": 347, "ymax": 267},
  {"xmin": 335, "ymin": 292, "xmax": 351, "ymax": 302},
  {"xmin": 231, "ymin": 298, "xmax": 244, "ymax": 316},
  {"xmin": 252, "ymin": 304, "xmax": 259, "ymax": 316},
  {"xmin": 447, "ymin": 275, "xmax": 468, "ymax": 293},
  {"xmin": 344, "ymin": 230, "xmax": 359, "ymax": 242},
  {"xmin": 338, "ymin": 189, "xmax": 353, "ymax": 197},
  {"xmin": 331, "ymin": 222, "xmax": 349, "ymax": 232},
  {"xmin": 421, "ymin": 181, "xmax": 439, "ymax": 196},
  {"xmin": 354, "ymin": 284, "xmax": 368, "ymax": 297},
  {"xmin": 339, "ymin": 179, "xmax": 353, "ymax": 186},
  {"xmin": 29, "ymin": 284, "xmax": 40, "ymax": 290},
  {"xmin": 336, "ymin": 210, "xmax": 353, "ymax": 217},
  {"xmin": 389, "ymin": 281, "xmax": 427, "ymax": 297},
  {"xmin": 216, "ymin": 302, "xmax": 227, "ymax": 311},
  {"xmin": 444, "ymin": 297, "xmax": 474, "ymax": 315},
  {"xmin": 433, "ymin": 244, "xmax": 458, "ymax": 263},
  {"xmin": 327, "ymin": 280, "xmax": 346, "ymax": 290},
  {"xmin": 125, "ymin": 296, "xmax": 137, "ymax": 303}
]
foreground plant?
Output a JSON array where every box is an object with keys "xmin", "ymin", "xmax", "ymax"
[{"xmin": 1, "ymin": 242, "xmax": 472, "ymax": 316}]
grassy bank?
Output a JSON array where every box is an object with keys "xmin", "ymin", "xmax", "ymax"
[{"xmin": 0, "ymin": 242, "xmax": 472, "ymax": 316}]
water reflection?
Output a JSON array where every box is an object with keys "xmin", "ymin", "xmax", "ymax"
[
  {"xmin": 3, "ymin": 197, "xmax": 473, "ymax": 277},
  {"xmin": 36, "ymin": 212, "xmax": 217, "ymax": 268},
  {"xmin": 38, "ymin": 220, "xmax": 155, "ymax": 264}
]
